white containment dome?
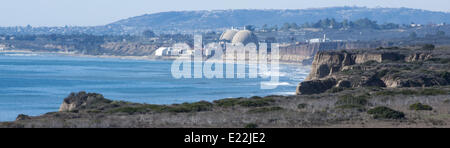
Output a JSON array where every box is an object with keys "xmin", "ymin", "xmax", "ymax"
[
  {"xmin": 231, "ymin": 30, "xmax": 259, "ymax": 46},
  {"xmin": 219, "ymin": 29, "xmax": 238, "ymax": 41}
]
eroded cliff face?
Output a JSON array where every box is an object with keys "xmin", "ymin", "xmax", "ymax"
[
  {"xmin": 305, "ymin": 51, "xmax": 406, "ymax": 80},
  {"xmin": 100, "ymin": 42, "xmax": 160, "ymax": 56},
  {"xmin": 279, "ymin": 41, "xmax": 387, "ymax": 63},
  {"xmin": 296, "ymin": 47, "xmax": 450, "ymax": 95}
]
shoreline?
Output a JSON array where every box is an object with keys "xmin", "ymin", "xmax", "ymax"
[
  {"xmin": 0, "ymin": 49, "xmax": 307, "ymax": 122},
  {"xmin": 0, "ymin": 49, "xmax": 305, "ymax": 65}
]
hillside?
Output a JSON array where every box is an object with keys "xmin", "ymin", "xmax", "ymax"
[
  {"xmin": 1, "ymin": 7, "xmax": 449, "ymax": 35},
  {"xmin": 108, "ymin": 7, "xmax": 450, "ymax": 32}
]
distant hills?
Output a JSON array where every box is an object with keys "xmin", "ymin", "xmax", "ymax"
[
  {"xmin": 107, "ymin": 7, "xmax": 450, "ymax": 33},
  {"xmin": 1, "ymin": 7, "xmax": 449, "ymax": 35}
]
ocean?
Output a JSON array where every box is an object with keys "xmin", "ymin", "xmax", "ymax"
[{"xmin": 0, "ymin": 52, "xmax": 310, "ymax": 121}]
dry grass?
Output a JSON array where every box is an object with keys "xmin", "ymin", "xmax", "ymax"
[{"xmin": 2, "ymin": 87, "xmax": 449, "ymax": 128}]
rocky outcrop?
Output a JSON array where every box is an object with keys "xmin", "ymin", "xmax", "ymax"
[
  {"xmin": 406, "ymin": 52, "xmax": 433, "ymax": 62},
  {"xmin": 296, "ymin": 78, "xmax": 336, "ymax": 95},
  {"xmin": 16, "ymin": 114, "xmax": 31, "ymax": 121},
  {"xmin": 306, "ymin": 50, "xmax": 405, "ymax": 80},
  {"xmin": 59, "ymin": 92, "xmax": 110, "ymax": 112},
  {"xmin": 296, "ymin": 47, "xmax": 449, "ymax": 95}
]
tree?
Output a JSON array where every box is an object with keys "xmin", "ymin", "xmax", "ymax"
[
  {"xmin": 271, "ymin": 25, "xmax": 278, "ymax": 31},
  {"xmin": 329, "ymin": 18, "xmax": 339, "ymax": 29},
  {"xmin": 301, "ymin": 22, "xmax": 311, "ymax": 28},
  {"xmin": 281, "ymin": 23, "xmax": 291, "ymax": 31},
  {"xmin": 262, "ymin": 24, "xmax": 268, "ymax": 31},
  {"xmin": 142, "ymin": 30, "xmax": 156, "ymax": 38},
  {"xmin": 380, "ymin": 23, "xmax": 399, "ymax": 29},
  {"xmin": 244, "ymin": 25, "xmax": 256, "ymax": 31},
  {"xmin": 437, "ymin": 31, "xmax": 446, "ymax": 37},
  {"xmin": 290, "ymin": 23, "xmax": 299, "ymax": 30},
  {"xmin": 342, "ymin": 19, "xmax": 350, "ymax": 29},
  {"xmin": 422, "ymin": 44, "xmax": 435, "ymax": 50},
  {"xmin": 353, "ymin": 18, "xmax": 379, "ymax": 29},
  {"xmin": 409, "ymin": 32, "xmax": 418, "ymax": 39}
]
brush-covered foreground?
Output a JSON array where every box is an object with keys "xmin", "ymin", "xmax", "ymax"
[{"xmin": 1, "ymin": 86, "xmax": 449, "ymax": 128}]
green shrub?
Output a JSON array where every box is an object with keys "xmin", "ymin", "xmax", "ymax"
[
  {"xmin": 245, "ymin": 123, "xmax": 258, "ymax": 128},
  {"xmin": 439, "ymin": 72, "xmax": 450, "ymax": 82},
  {"xmin": 213, "ymin": 98, "xmax": 242, "ymax": 107},
  {"xmin": 238, "ymin": 100, "xmax": 268, "ymax": 107},
  {"xmin": 422, "ymin": 44, "xmax": 435, "ymax": 50},
  {"xmin": 109, "ymin": 106, "xmax": 146, "ymax": 114},
  {"xmin": 297, "ymin": 103, "xmax": 307, "ymax": 109},
  {"xmin": 109, "ymin": 104, "xmax": 170, "ymax": 114},
  {"xmin": 249, "ymin": 96, "xmax": 263, "ymax": 99},
  {"xmin": 238, "ymin": 98, "xmax": 275, "ymax": 107},
  {"xmin": 214, "ymin": 97, "xmax": 275, "ymax": 107},
  {"xmin": 409, "ymin": 103, "xmax": 433, "ymax": 111},
  {"xmin": 109, "ymin": 101, "xmax": 213, "ymax": 114},
  {"xmin": 248, "ymin": 107, "xmax": 283, "ymax": 113},
  {"xmin": 168, "ymin": 101, "xmax": 213, "ymax": 113},
  {"xmin": 367, "ymin": 106, "xmax": 405, "ymax": 119}
]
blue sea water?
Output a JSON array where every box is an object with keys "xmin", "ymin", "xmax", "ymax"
[{"xmin": 0, "ymin": 52, "xmax": 310, "ymax": 121}]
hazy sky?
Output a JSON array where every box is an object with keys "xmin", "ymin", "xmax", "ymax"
[{"xmin": 0, "ymin": 0, "xmax": 449, "ymax": 27}]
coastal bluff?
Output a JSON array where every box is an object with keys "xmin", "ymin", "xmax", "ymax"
[
  {"xmin": 296, "ymin": 46, "xmax": 450, "ymax": 95},
  {"xmin": 59, "ymin": 92, "xmax": 111, "ymax": 112}
]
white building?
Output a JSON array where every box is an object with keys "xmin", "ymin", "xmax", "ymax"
[
  {"xmin": 308, "ymin": 34, "xmax": 331, "ymax": 43},
  {"xmin": 0, "ymin": 44, "xmax": 6, "ymax": 50},
  {"xmin": 154, "ymin": 46, "xmax": 193, "ymax": 57},
  {"xmin": 410, "ymin": 23, "xmax": 422, "ymax": 27},
  {"xmin": 154, "ymin": 47, "xmax": 169, "ymax": 56}
]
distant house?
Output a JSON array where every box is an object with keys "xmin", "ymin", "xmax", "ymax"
[
  {"xmin": 410, "ymin": 23, "xmax": 422, "ymax": 27},
  {"xmin": 154, "ymin": 47, "xmax": 169, "ymax": 56},
  {"xmin": 0, "ymin": 44, "xmax": 6, "ymax": 50},
  {"xmin": 154, "ymin": 46, "xmax": 193, "ymax": 57},
  {"xmin": 308, "ymin": 34, "xmax": 331, "ymax": 43}
]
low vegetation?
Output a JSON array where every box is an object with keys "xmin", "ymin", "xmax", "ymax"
[
  {"xmin": 335, "ymin": 94, "xmax": 369, "ymax": 106},
  {"xmin": 169, "ymin": 101, "xmax": 214, "ymax": 113},
  {"xmin": 375, "ymin": 88, "xmax": 448, "ymax": 96},
  {"xmin": 213, "ymin": 96, "xmax": 275, "ymax": 107},
  {"xmin": 444, "ymin": 100, "xmax": 450, "ymax": 104},
  {"xmin": 367, "ymin": 106, "xmax": 405, "ymax": 119},
  {"xmin": 409, "ymin": 103, "xmax": 433, "ymax": 111},
  {"xmin": 244, "ymin": 123, "xmax": 258, "ymax": 128},
  {"xmin": 248, "ymin": 107, "xmax": 283, "ymax": 113},
  {"xmin": 335, "ymin": 104, "xmax": 367, "ymax": 112},
  {"xmin": 109, "ymin": 101, "xmax": 213, "ymax": 114},
  {"xmin": 297, "ymin": 103, "xmax": 307, "ymax": 109},
  {"xmin": 335, "ymin": 94, "xmax": 369, "ymax": 111}
]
